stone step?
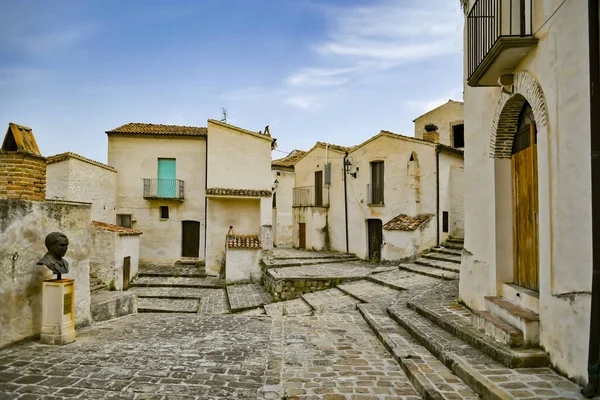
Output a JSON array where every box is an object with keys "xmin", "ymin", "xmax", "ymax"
[
  {"xmin": 368, "ymin": 269, "xmax": 443, "ymax": 291},
  {"xmin": 387, "ymin": 304, "xmax": 564, "ymax": 399},
  {"xmin": 397, "ymin": 264, "xmax": 459, "ymax": 280},
  {"xmin": 226, "ymin": 283, "xmax": 272, "ymax": 313},
  {"xmin": 131, "ymin": 276, "xmax": 223, "ymax": 288},
  {"xmin": 137, "ymin": 297, "xmax": 200, "ymax": 313},
  {"xmin": 337, "ymin": 280, "xmax": 403, "ymax": 304},
  {"xmin": 357, "ymin": 304, "xmax": 479, "ymax": 400},
  {"xmin": 472, "ymin": 310, "xmax": 524, "ymax": 348},
  {"xmin": 264, "ymin": 298, "xmax": 313, "ymax": 317},
  {"xmin": 301, "ymin": 288, "xmax": 361, "ymax": 313},
  {"xmin": 485, "ymin": 296, "xmax": 540, "ymax": 347},
  {"xmin": 445, "ymin": 237, "xmax": 464, "ymax": 245},
  {"xmin": 90, "ymin": 283, "xmax": 106, "ymax": 293},
  {"xmin": 264, "ymin": 257, "xmax": 360, "ymax": 268},
  {"xmin": 174, "ymin": 258, "xmax": 205, "ymax": 267},
  {"xmin": 431, "ymin": 247, "xmax": 462, "ymax": 257},
  {"xmin": 91, "ymin": 291, "xmax": 137, "ymax": 322},
  {"xmin": 421, "ymin": 251, "xmax": 461, "ymax": 264},
  {"xmin": 271, "ymin": 252, "xmax": 358, "ymax": 260},
  {"xmin": 129, "ymin": 286, "xmax": 211, "ymax": 299},
  {"xmin": 137, "ymin": 264, "xmax": 208, "ymax": 278},
  {"xmin": 440, "ymin": 242, "xmax": 463, "ymax": 250},
  {"xmin": 415, "ymin": 258, "xmax": 461, "ymax": 273},
  {"xmin": 406, "ymin": 298, "xmax": 549, "ymax": 368}
]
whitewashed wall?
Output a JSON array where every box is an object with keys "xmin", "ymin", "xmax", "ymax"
[
  {"xmin": 272, "ymin": 167, "xmax": 294, "ymax": 246},
  {"xmin": 414, "ymin": 101, "xmax": 464, "ymax": 146}
]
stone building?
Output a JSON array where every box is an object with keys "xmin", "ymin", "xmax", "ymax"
[
  {"xmin": 291, "ymin": 107, "xmax": 465, "ymax": 261},
  {"xmin": 458, "ymin": 0, "xmax": 598, "ymax": 386},
  {"xmin": 271, "ymin": 149, "xmax": 305, "ymax": 246}
]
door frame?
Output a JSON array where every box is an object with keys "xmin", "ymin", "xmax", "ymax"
[
  {"xmin": 367, "ymin": 219, "xmax": 383, "ymax": 262},
  {"xmin": 181, "ymin": 220, "xmax": 201, "ymax": 258}
]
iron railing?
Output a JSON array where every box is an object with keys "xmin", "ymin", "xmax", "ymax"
[
  {"xmin": 293, "ymin": 186, "xmax": 329, "ymax": 207},
  {"xmin": 143, "ymin": 178, "xmax": 185, "ymax": 200},
  {"xmin": 467, "ymin": 0, "xmax": 533, "ymax": 80},
  {"xmin": 368, "ymin": 183, "xmax": 385, "ymax": 206}
]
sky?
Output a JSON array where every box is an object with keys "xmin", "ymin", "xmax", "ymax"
[{"xmin": 0, "ymin": 0, "xmax": 464, "ymax": 163}]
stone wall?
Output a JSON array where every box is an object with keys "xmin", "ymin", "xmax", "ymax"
[
  {"xmin": 90, "ymin": 226, "xmax": 140, "ymax": 290},
  {"xmin": 264, "ymin": 272, "xmax": 360, "ymax": 302},
  {"xmin": 225, "ymin": 248, "xmax": 261, "ymax": 283},
  {"xmin": 0, "ymin": 199, "xmax": 92, "ymax": 348},
  {"xmin": 0, "ymin": 152, "xmax": 46, "ymax": 201},
  {"xmin": 449, "ymin": 166, "xmax": 465, "ymax": 239}
]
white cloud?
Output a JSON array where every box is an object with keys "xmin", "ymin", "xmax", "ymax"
[
  {"xmin": 286, "ymin": 67, "xmax": 358, "ymax": 87},
  {"xmin": 405, "ymin": 87, "xmax": 464, "ymax": 114},
  {"xmin": 284, "ymin": 96, "xmax": 320, "ymax": 110},
  {"xmin": 7, "ymin": 23, "xmax": 99, "ymax": 55}
]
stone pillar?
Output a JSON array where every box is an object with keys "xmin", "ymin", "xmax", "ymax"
[{"xmin": 40, "ymin": 279, "xmax": 76, "ymax": 345}]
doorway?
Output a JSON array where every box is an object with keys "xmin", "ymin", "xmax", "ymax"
[
  {"xmin": 122, "ymin": 256, "xmax": 131, "ymax": 290},
  {"xmin": 367, "ymin": 219, "xmax": 383, "ymax": 262},
  {"xmin": 182, "ymin": 220, "xmax": 200, "ymax": 258},
  {"xmin": 512, "ymin": 102, "xmax": 539, "ymax": 291},
  {"xmin": 298, "ymin": 223, "xmax": 306, "ymax": 249}
]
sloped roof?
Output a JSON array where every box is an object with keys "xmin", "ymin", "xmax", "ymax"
[
  {"xmin": 315, "ymin": 141, "xmax": 354, "ymax": 153},
  {"xmin": 2, "ymin": 123, "xmax": 42, "ymax": 155},
  {"xmin": 383, "ymin": 214, "xmax": 434, "ymax": 231},
  {"xmin": 412, "ymin": 99, "xmax": 464, "ymax": 122},
  {"xmin": 350, "ymin": 130, "xmax": 436, "ymax": 153},
  {"xmin": 272, "ymin": 149, "xmax": 306, "ymax": 168},
  {"xmin": 47, "ymin": 152, "xmax": 116, "ymax": 172},
  {"xmin": 106, "ymin": 123, "xmax": 207, "ymax": 137},
  {"xmin": 207, "ymin": 119, "xmax": 273, "ymax": 141},
  {"xmin": 91, "ymin": 221, "xmax": 142, "ymax": 236}
]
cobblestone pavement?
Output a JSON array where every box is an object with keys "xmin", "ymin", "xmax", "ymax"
[
  {"xmin": 198, "ymin": 289, "xmax": 230, "ymax": 315},
  {"xmin": 367, "ymin": 270, "xmax": 442, "ymax": 291},
  {"xmin": 132, "ymin": 276, "xmax": 223, "ymax": 288},
  {"xmin": 138, "ymin": 297, "xmax": 200, "ymax": 313},
  {"xmin": 264, "ymin": 299, "xmax": 313, "ymax": 317},
  {"xmin": 0, "ymin": 314, "xmax": 272, "ymax": 400},
  {"xmin": 137, "ymin": 264, "xmax": 207, "ymax": 277},
  {"xmin": 337, "ymin": 280, "xmax": 403, "ymax": 305},
  {"xmin": 267, "ymin": 264, "xmax": 395, "ymax": 280},
  {"xmin": 302, "ymin": 289, "xmax": 361, "ymax": 313},
  {"xmin": 274, "ymin": 313, "xmax": 422, "ymax": 399},
  {"xmin": 227, "ymin": 284, "xmax": 272, "ymax": 312},
  {"xmin": 267, "ymin": 248, "xmax": 358, "ymax": 260}
]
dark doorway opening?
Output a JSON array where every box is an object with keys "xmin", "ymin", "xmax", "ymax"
[
  {"xmin": 182, "ymin": 220, "xmax": 201, "ymax": 257},
  {"xmin": 367, "ymin": 219, "xmax": 383, "ymax": 262},
  {"xmin": 299, "ymin": 223, "xmax": 306, "ymax": 249}
]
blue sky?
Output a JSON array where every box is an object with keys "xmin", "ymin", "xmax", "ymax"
[{"xmin": 0, "ymin": 0, "xmax": 464, "ymax": 163}]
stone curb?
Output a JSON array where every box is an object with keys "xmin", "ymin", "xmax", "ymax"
[
  {"xmin": 397, "ymin": 264, "xmax": 459, "ymax": 281},
  {"xmin": 264, "ymin": 257, "xmax": 360, "ymax": 268},
  {"xmin": 421, "ymin": 253, "xmax": 462, "ymax": 264},
  {"xmin": 365, "ymin": 274, "xmax": 408, "ymax": 291},
  {"xmin": 414, "ymin": 259, "xmax": 461, "ymax": 273}
]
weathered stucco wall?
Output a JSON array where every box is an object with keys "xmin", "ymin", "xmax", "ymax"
[
  {"xmin": 90, "ymin": 227, "xmax": 140, "ymax": 290},
  {"xmin": 449, "ymin": 166, "xmax": 465, "ymax": 239},
  {"xmin": 225, "ymin": 248, "xmax": 261, "ymax": 283},
  {"xmin": 438, "ymin": 152, "xmax": 465, "ymax": 243},
  {"xmin": 381, "ymin": 220, "xmax": 436, "ymax": 261},
  {"xmin": 117, "ymin": 235, "xmax": 140, "ymax": 283},
  {"xmin": 107, "ymin": 135, "xmax": 206, "ymax": 263},
  {"xmin": 414, "ymin": 100, "xmax": 464, "ymax": 146},
  {"xmin": 272, "ymin": 167, "xmax": 294, "ymax": 246},
  {"xmin": 205, "ymin": 197, "xmax": 261, "ymax": 275},
  {"xmin": 0, "ymin": 199, "xmax": 91, "ymax": 348},
  {"xmin": 46, "ymin": 157, "xmax": 117, "ymax": 223},
  {"xmin": 292, "ymin": 206, "xmax": 328, "ymax": 251},
  {"xmin": 459, "ymin": 0, "xmax": 591, "ymax": 383}
]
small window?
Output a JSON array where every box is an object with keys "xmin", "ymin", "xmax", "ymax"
[
  {"xmin": 117, "ymin": 214, "xmax": 132, "ymax": 228},
  {"xmin": 160, "ymin": 206, "xmax": 169, "ymax": 219},
  {"xmin": 442, "ymin": 211, "xmax": 449, "ymax": 233},
  {"xmin": 277, "ymin": 171, "xmax": 281, "ymax": 176},
  {"xmin": 272, "ymin": 192, "xmax": 277, "ymax": 209},
  {"xmin": 452, "ymin": 124, "xmax": 465, "ymax": 148}
]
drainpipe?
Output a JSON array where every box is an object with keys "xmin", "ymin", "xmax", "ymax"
[
  {"xmin": 343, "ymin": 152, "xmax": 349, "ymax": 254},
  {"xmin": 435, "ymin": 146, "xmax": 441, "ymax": 247},
  {"xmin": 583, "ymin": 0, "xmax": 600, "ymax": 397},
  {"xmin": 203, "ymin": 136, "xmax": 208, "ymax": 261},
  {"xmin": 325, "ymin": 144, "xmax": 329, "ymax": 165}
]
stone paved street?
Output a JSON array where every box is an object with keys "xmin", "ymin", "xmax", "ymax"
[{"xmin": 227, "ymin": 284, "xmax": 273, "ymax": 312}]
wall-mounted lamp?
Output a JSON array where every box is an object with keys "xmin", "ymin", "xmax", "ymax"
[
  {"xmin": 272, "ymin": 179, "xmax": 279, "ymax": 192},
  {"xmin": 350, "ymin": 166, "xmax": 359, "ymax": 178},
  {"xmin": 498, "ymin": 74, "xmax": 514, "ymax": 95}
]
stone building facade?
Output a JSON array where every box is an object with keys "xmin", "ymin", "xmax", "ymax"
[{"xmin": 271, "ymin": 149, "xmax": 305, "ymax": 246}]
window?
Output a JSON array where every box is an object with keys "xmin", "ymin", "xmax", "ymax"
[
  {"xmin": 272, "ymin": 192, "xmax": 277, "ymax": 209},
  {"xmin": 160, "ymin": 206, "xmax": 169, "ymax": 219},
  {"xmin": 452, "ymin": 124, "xmax": 465, "ymax": 148},
  {"xmin": 157, "ymin": 158, "xmax": 177, "ymax": 198},
  {"xmin": 314, "ymin": 170, "xmax": 323, "ymax": 206},
  {"xmin": 117, "ymin": 214, "xmax": 132, "ymax": 228},
  {"xmin": 277, "ymin": 171, "xmax": 281, "ymax": 176},
  {"xmin": 370, "ymin": 161, "xmax": 384, "ymax": 205},
  {"xmin": 442, "ymin": 211, "xmax": 449, "ymax": 233}
]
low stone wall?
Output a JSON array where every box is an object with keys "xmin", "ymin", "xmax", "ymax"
[
  {"xmin": 264, "ymin": 271, "xmax": 361, "ymax": 301},
  {"xmin": 91, "ymin": 291, "xmax": 137, "ymax": 323}
]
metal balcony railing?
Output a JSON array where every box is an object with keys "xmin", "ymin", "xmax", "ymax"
[
  {"xmin": 143, "ymin": 179, "xmax": 184, "ymax": 200},
  {"xmin": 467, "ymin": 0, "xmax": 533, "ymax": 80},
  {"xmin": 293, "ymin": 186, "xmax": 329, "ymax": 207},
  {"xmin": 368, "ymin": 183, "xmax": 385, "ymax": 206}
]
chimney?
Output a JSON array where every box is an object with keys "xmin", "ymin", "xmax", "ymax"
[
  {"xmin": 423, "ymin": 123, "xmax": 440, "ymax": 144},
  {"xmin": 0, "ymin": 123, "xmax": 47, "ymax": 201}
]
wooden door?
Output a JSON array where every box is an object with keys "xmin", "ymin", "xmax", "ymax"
[
  {"xmin": 122, "ymin": 256, "xmax": 131, "ymax": 290},
  {"xmin": 512, "ymin": 118, "xmax": 539, "ymax": 291},
  {"xmin": 182, "ymin": 221, "xmax": 200, "ymax": 257},
  {"xmin": 368, "ymin": 219, "xmax": 383, "ymax": 262},
  {"xmin": 299, "ymin": 223, "xmax": 306, "ymax": 249},
  {"xmin": 314, "ymin": 171, "xmax": 323, "ymax": 206}
]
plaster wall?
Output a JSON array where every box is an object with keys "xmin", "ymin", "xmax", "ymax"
[
  {"xmin": 381, "ymin": 221, "xmax": 436, "ymax": 261},
  {"xmin": 89, "ymin": 227, "xmax": 116, "ymax": 287},
  {"xmin": 459, "ymin": 0, "xmax": 592, "ymax": 383},
  {"xmin": 225, "ymin": 248, "xmax": 261, "ymax": 283},
  {"xmin": 206, "ymin": 121, "xmax": 272, "ymax": 191},
  {"xmin": 0, "ymin": 199, "xmax": 91, "ymax": 348},
  {"xmin": 46, "ymin": 158, "xmax": 117, "ymax": 223},
  {"xmin": 107, "ymin": 136, "xmax": 206, "ymax": 263},
  {"xmin": 292, "ymin": 206, "xmax": 328, "ymax": 251},
  {"xmin": 414, "ymin": 101, "xmax": 464, "ymax": 146},
  {"xmin": 449, "ymin": 166, "xmax": 465, "ymax": 239},
  {"xmin": 439, "ymin": 153, "xmax": 465, "ymax": 243},
  {"xmin": 205, "ymin": 197, "xmax": 261, "ymax": 275},
  {"xmin": 272, "ymin": 168, "xmax": 294, "ymax": 246}
]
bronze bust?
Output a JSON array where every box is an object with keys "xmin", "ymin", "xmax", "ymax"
[{"xmin": 37, "ymin": 232, "xmax": 69, "ymax": 280}]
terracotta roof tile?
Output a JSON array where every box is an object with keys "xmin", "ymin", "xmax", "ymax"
[
  {"xmin": 206, "ymin": 188, "xmax": 272, "ymax": 197},
  {"xmin": 226, "ymin": 234, "xmax": 261, "ymax": 249},
  {"xmin": 316, "ymin": 141, "xmax": 355, "ymax": 153},
  {"xmin": 272, "ymin": 150, "xmax": 306, "ymax": 168},
  {"xmin": 91, "ymin": 221, "xmax": 142, "ymax": 236},
  {"xmin": 383, "ymin": 214, "xmax": 434, "ymax": 231},
  {"xmin": 106, "ymin": 123, "xmax": 207, "ymax": 137},
  {"xmin": 2, "ymin": 123, "xmax": 42, "ymax": 155}
]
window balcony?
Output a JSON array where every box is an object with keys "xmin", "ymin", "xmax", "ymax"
[
  {"xmin": 367, "ymin": 183, "xmax": 385, "ymax": 206},
  {"xmin": 293, "ymin": 186, "xmax": 329, "ymax": 207},
  {"xmin": 143, "ymin": 178, "xmax": 184, "ymax": 200},
  {"xmin": 467, "ymin": 0, "xmax": 538, "ymax": 87}
]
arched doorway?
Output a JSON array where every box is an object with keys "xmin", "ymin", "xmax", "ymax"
[{"xmin": 511, "ymin": 102, "xmax": 539, "ymax": 291}]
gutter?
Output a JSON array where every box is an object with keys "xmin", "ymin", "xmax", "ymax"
[
  {"xmin": 204, "ymin": 136, "xmax": 208, "ymax": 261},
  {"xmin": 584, "ymin": 0, "xmax": 600, "ymax": 397},
  {"xmin": 343, "ymin": 152, "xmax": 349, "ymax": 254},
  {"xmin": 435, "ymin": 146, "xmax": 441, "ymax": 247}
]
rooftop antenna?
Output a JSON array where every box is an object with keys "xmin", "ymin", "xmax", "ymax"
[{"xmin": 220, "ymin": 108, "xmax": 228, "ymax": 123}]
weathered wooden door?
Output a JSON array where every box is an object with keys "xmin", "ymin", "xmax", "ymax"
[
  {"xmin": 314, "ymin": 171, "xmax": 323, "ymax": 206},
  {"xmin": 182, "ymin": 220, "xmax": 200, "ymax": 257},
  {"xmin": 512, "ymin": 105, "xmax": 539, "ymax": 291},
  {"xmin": 368, "ymin": 219, "xmax": 383, "ymax": 262},
  {"xmin": 122, "ymin": 256, "xmax": 131, "ymax": 290},
  {"xmin": 299, "ymin": 223, "xmax": 306, "ymax": 249}
]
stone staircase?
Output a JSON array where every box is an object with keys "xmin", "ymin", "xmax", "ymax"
[{"xmin": 397, "ymin": 237, "xmax": 463, "ymax": 280}]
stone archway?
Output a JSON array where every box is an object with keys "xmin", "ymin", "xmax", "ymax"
[{"xmin": 489, "ymin": 71, "xmax": 548, "ymax": 158}]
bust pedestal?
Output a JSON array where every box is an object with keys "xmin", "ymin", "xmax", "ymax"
[{"xmin": 40, "ymin": 279, "xmax": 76, "ymax": 345}]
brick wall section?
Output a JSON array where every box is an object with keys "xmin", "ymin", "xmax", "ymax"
[
  {"xmin": 489, "ymin": 71, "xmax": 549, "ymax": 158},
  {"xmin": 0, "ymin": 152, "xmax": 47, "ymax": 200}
]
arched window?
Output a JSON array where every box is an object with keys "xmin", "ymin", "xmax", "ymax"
[{"xmin": 512, "ymin": 102, "xmax": 537, "ymax": 155}]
